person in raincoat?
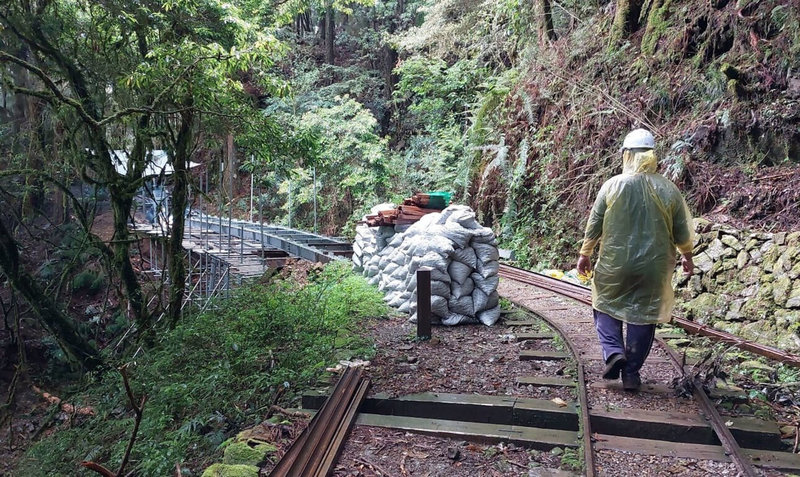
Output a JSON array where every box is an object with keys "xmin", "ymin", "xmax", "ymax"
[{"xmin": 576, "ymin": 129, "xmax": 694, "ymax": 391}]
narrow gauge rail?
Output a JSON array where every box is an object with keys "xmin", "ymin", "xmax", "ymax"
[{"xmin": 499, "ymin": 263, "xmax": 797, "ymax": 475}]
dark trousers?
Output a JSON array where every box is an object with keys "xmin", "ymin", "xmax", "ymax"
[{"xmin": 593, "ymin": 309, "xmax": 656, "ymax": 376}]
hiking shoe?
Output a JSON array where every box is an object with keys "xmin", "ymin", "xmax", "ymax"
[
  {"xmin": 622, "ymin": 372, "xmax": 641, "ymax": 392},
  {"xmin": 602, "ymin": 353, "xmax": 626, "ymax": 380}
]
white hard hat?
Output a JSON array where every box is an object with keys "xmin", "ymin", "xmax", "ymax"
[{"xmin": 621, "ymin": 128, "xmax": 655, "ymax": 150}]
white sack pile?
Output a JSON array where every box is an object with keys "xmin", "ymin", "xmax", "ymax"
[{"xmin": 354, "ymin": 205, "xmax": 500, "ymax": 326}]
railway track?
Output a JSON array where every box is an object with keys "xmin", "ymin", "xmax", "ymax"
[{"xmin": 498, "ymin": 263, "xmax": 800, "ymax": 476}]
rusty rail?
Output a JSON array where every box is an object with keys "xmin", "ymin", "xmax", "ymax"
[
  {"xmin": 269, "ymin": 367, "xmax": 369, "ymax": 476},
  {"xmin": 498, "ymin": 264, "xmax": 800, "ymax": 367},
  {"xmin": 521, "ymin": 309, "xmax": 596, "ymax": 477},
  {"xmin": 657, "ymin": 337, "xmax": 759, "ymax": 477}
]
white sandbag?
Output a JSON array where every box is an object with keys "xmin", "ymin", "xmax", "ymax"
[
  {"xmin": 472, "ymin": 287, "xmax": 488, "ymax": 313},
  {"xmin": 473, "ymin": 243, "xmax": 500, "ymax": 263},
  {"xmin": 442, "ymin": 312, "xmax": 478, "ymax": 325},
  {"xmin": 406, "ymin": 212, "xmax": 442, "ymax": 234},
  {"xmin": 387, "ymin": 293, "xmax": 406, "ymax": 308},
  {"xmin": 470, "ymin": 226, "xmax": 494, "ymax": 241},
  {"xmin": 477, "ymin": 305, "xmax": 501, "ymax": 326},
  {"xmin": 431, "ymin": 295, "xmax": 449, "ymax": 317},
  {"xmin": 431, "ymin": 268, "xmax": 452, "ymax": 283},
  {"xmin": 367, "ymin": 274, "xmax": 380, "ymax": 286},
  {"xmin": 383, "ymin": 262, "xmax": 400, "ymax": 277},
  {"xmin": 441, "ymin": 222, "xmax": 472, "ymax": 248},
  {"xmin": 431, "ymin": 280, "xmax": 450, "ymax": 297},
  {"xmin": 405, "ymin": 274, "xmax": 417, "ymax": 292},
  {"xmin": 478, "ymin": 260, "xmax": 499, "ymax": 278},
  {"xmin": 448, "ymin": 260, "xmax": 472, "ymax": 284},
  {"xmin": 409, "ymin": 252, "xmax": 448, "ymax": 274},
  {"xmin": 474, "ymin": 274, "xmax": 499, "ymax": 295},
  {"xmin": 398, "ymin": 299, "xmax": 412, "ymax": 313},
  {"xmin": 352, "ymin": 241, "xmax": 363, "ymax": 256},
  {"xmin": 450, "ymin": 277, "xmax": 474, "ymax": 299},
  {"xmin": 449, "ymin": 296, "xmax": 474, "ymax": 316},
  {"xmin": 486, "ymin": 290, "xmax": 499, "ymax": 309},
  {"xmin": 365, "ymin": 265, "xmax": 380, "ymax": 278},
  {"xmin": 452, "ymin": 247, "xmax": 478, "ymax": 269},
  {"xmin": 407, "ymin": 234, "xmax": 454, "ymax": 258}
]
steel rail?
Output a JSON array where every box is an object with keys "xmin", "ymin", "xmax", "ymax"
[
  {"xmin": 269, "ymin": 367, "xmax": 368, "ymax": 476},
  {"xmin": 498, "ymin": 264, "xmax": 800, "ymax": 367},
  {"xmin": 521, "ymin": 309, "xmax": 596, "ymax": 477},
  {"xmin": 498, "ymin": 263, "xmax": 769, "ymax": 475},
  {"xmin": 657, "ymin": 337, "xmax": 759, "ymax": 477}
]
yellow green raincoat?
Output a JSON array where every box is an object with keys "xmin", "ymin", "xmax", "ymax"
[{"xmin": 580, "ymin": 150, "xmax": 694, "ymax": 324}]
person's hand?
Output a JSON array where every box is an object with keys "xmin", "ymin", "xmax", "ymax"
[
  {"xmin": 577, "ymin": 255, "xmax": 592, "ymax": 276},
  {"xmin": 681, "ymin": 253, "xmax": 694, "ymax": 276}
]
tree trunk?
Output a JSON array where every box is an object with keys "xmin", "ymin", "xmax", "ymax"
[
  {"xmin": 611, "ymin": 0, "xmax": 645, "ymax": 44},
  {"xmin": 0, "ymin": 217, "xmax": 101, "ymax": 370},
  {"xmin": 325, "ymin": 5, "xmax": 335, "ymax": 65},
  {"xmin": 167, "ymin": 109, "xmax": 193, "ymax": 328},
  {"xmin": 538, "ymin": 0, "xmax": 557, "ymax": 43},
  {"xmin": 223, "ymin": 134, "xmax": 236, "ymax": 199}
]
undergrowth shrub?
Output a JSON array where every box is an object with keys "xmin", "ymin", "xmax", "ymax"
[{"xmin": 17, "ymin": 261, "xmax": 387, "ymax": 476}]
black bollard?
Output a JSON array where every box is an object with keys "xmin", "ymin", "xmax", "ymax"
[{"xmin": 417, "ymin": 267, "xmax": 432, "ymax": 340}]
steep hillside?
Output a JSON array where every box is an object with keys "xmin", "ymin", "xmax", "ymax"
[{"xmin": 391, "ymin": 0, "xmax": 799, "ymax": 268}]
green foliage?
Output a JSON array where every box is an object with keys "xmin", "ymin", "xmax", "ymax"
[
  {"xmin": 559, "ymin": 446, "xmax": 582, "ymax": 471},
  {"xmin": 17, "ymin": 262, "xmax": 387, "ymax": 476},
  {"xmin": 71, "ymin": 270, "xmax": 105, "ymax": 294}
]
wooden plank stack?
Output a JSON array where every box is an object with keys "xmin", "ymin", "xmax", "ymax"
[{"xmin": 364, "ymin": 193, "xmax": 445, "ymax": 227}]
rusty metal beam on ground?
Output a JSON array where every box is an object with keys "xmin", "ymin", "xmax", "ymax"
[
  {"xmin": 658, "ymin": 337, "xmax": 760, "ymax": 477},
  {"xmin": 270, "ymin": 367, "xmax": 368, "ymax": 477}
]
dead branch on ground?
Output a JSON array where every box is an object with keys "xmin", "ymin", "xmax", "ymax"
[{"xmin": 81, "ymin": 364, "xmax": 148, "ymax": 477}]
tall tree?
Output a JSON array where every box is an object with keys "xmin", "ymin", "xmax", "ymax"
[
  {"xmin": 0, "ymin": 0, "xmax": 284, "ymax": 339},
  {"xmin": 612, "ymin": 0, "xmax": 645, "ymax": 43}
]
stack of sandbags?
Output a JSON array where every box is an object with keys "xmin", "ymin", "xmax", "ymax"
[
  {"xmin": 353, "ymin": 204, "xmax": 500, "ymax": 326},
  {"xmin": 353, "ymin": 203, "xmax": 395, "ymax": 272}
]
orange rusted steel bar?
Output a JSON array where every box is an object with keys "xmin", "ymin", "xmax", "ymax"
[
  {"xmin": 270, "ymin": 367, "xmax": 363, "ymax": 476},
  {"xmin": 658, "ymin": 337, "xmax": 759, "ymax": 477},
  {"xmin": 498, "ymin": 264, "xmax": 800, "ymax": 368}
]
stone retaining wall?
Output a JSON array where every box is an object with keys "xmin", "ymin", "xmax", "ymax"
[{"xmin": 675, "ymin": 220, "xmax": 800, "ymax": 351}]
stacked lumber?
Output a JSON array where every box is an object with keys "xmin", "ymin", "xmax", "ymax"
[{"xmin": 364, "ymin": 193, "xmax": 445, "ymax": 227}]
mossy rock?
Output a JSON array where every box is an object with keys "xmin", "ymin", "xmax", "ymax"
[
  {"xmin": 775, "ymin": 309, "xmax": 800, "ymax": 330},
  {"xmin": 740, "ymin": 297, "xmax": 771, "ymax": 321},
  {"xmin": 201, "ymin": 463, "xmax": 259, "ymax": 477},
  {"xmin": 739, "ymin": 266, "xmax": 760, "ymax": 285},
  {"xmin": 740, "ymin": 321, "xmax": 779, "ymax": 345},
  {"xmin": 685, "ymin": 293, "xmax": 721, "ymax": 322},
  {"xmin": 223, "ymin": 442, "xmax": 276, "ymax": 466},
  {"xmin": 694, "ymin": 251, "xmax": 714, "ymax": 274},
  {"xmin": 774, "ymin": 247, "xmax": 798, "ymax": 274},
  {"xmin": 773, "ymin": 276, "xmax": 792, "ymax": 306},
  {"xmin": 721, "ymin": 234, "xmax": 742, "ymax": 250},
  {"xmin": 736, "ymin": 250, "xmax": 749, "ymax": 270},
  {"xmin": 789, "ymin": 261, "xmax": 800, "ymax": 280},
  {"xmin": 745, "ymin": 238, "xmax": 761, "ymax": 251},
  {"xmin": 786, "ymin": 280, "xmax": 800, "ymax": 309},
  {"xmin": 787, "ymin": 231, "xmax": 800, "ymax": 247}
]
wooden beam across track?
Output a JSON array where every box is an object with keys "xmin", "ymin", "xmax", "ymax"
[{"xmin": 303, "ymin": 392, "xmax": 579, "ymax": 431}]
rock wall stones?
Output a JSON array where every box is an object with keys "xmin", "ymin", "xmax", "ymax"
[{"xmin": 675, "ymin": 220, "xmax": 800, "ymax": 351}]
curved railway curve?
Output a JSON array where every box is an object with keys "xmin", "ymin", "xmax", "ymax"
[{"xmin": 498, "ymin": 263, "xmax": 800, "ymax": 476}]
